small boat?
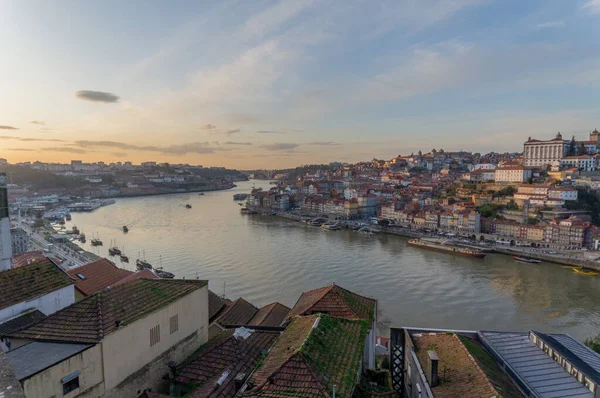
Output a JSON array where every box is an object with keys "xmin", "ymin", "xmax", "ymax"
[
  {"xmin": 512, "ymin": 256, "xmax": 541, "ymax": 264},
  {"xmin": 136, "ymin": 258, "xmax": 152, "ymax": 270},
  {"xmin": 408, "ymin": 239, "xmax": 486, "ymax": 258},
  {"xmin": 65, "ymin": 213, "xmax": 72, "ymax": 221},
  {"xmin": 120, "ymin": 254, "xmax": 129, "ymax": 263},
  {"xmin": 233, "ymin": 193, "xmax": 249, "ymax": 201},
  {"xmin": 58, "ymin": 218, "xmax": 65, "ymax": 225},
  {"xmin": 91, "ymin": 238, "xmax": 103, "ymax": 246},
  {"xmin": 185, "ymin": 204, "xmax": 192, "ymax": 209},
  {"xmin": 198, "ymin": 193, "xmax": 205, "ymax": 196},
  {"xmin": 322, "ymin": 222, "xmax": 341, "ymax": 231},
  {"xmin": 108, "ymin": 247, "xmax": 121, "ymax": 256},
  {"xmin": 572, "ymin": 268, "xmax": 598, "ymax": 276},
  {"xmin": 122, "ymin": 226, "xmax": 129, "ymax": 233},
  {"xmin": 155, "ymin": 268, "xmax": 175, "ymax": 278},
  {"xmin": 78, "ymin": 234, "xmax": 86, "ymax": 243}
]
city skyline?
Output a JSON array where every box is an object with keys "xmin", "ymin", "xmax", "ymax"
[{"xmin": 1, "ymin": 0, "xmax": 599, "ymax": 168}]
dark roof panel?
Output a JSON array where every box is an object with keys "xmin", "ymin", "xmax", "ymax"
[
  {"xmin": 216, "ymin": 298, "xmax": 258, "ymax": 326},
  {"xmin": 0, "ymin": 310, "xmax": 46, "ymax": 336},
  {"xmin": 6, "ymin": 342, "xmax": 92, "ymax": 380}
]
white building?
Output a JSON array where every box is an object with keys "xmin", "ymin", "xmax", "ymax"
[
  {"xmin": 10, "ymin": 228, "xmax": 28, "ymax": 255},
  {"xmin": 523, "ymin": 133, "xmax": 567, "ymax": 168},
  {"xmin": 548, "ymin": 187, "xmax": 578, "ymax": 201},
  {"xmin": 474, "ymin": 163, "xmax": 497, "ymax": 171},
  {"xmin": 560, "ymin": 155, "xmax": 596, "ymax": 171},
  {"xmin": 495, "ymin": 166, "xmax": 532, "ymax": 183}
]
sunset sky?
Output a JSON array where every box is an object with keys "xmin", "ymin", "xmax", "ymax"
[{"xmin": 1, "ymin": 0, "xmax": 599, "ymax": 169}]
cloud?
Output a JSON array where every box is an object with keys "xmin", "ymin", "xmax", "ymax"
[
  {"xmin": 6, "ymin": 148, "xmax": 37, "ymax": 152},
  {"xmin": 260, "ymin": 143, "xmax": 299, "ymax": 151},
  {"xmin": 256, "ymin": 130, "xmax": 286, "ymax": 134},
  {"xmin": 73, "ymin": 140, "xmax": 218, "ymax": 155},
  {"xmin": 30, "ymin": 120, "xmax": 45, "ymax": 125},
  {"xmin": 111, "ymin": 152, "xmax": 127, "ymax": 157},
  {"xmin": 536, "ymin": 21, "xmax": 565, "ymax": 29},
  {"xmin": 224, "ymin": 141, "xmax": 253, "ymax": 145},
  {"xmin": 0, "ymin": 136, "xmax": 64, "ymax": 142},
  {"xmin": 582, "ymin": 0, "xmax": 600, "ymax": 14},
  {"xmin": 307, "ymin": 141, "xmax": 341, "ymax": 146},
  {"xmin": 227, "ymin": 129, "xmax": 241, "ymax": 135},
  {"xmin": 75, "ymin": 90, "xmax": 120, "ymax": 103},
  {"xmin": 43, "ymin": 147, "xmax": 88, "ymax": 154},
  {"xmin": 0, "ymin": 125, "xmax": 18, "ymax": 130},
  {"xmin": 200, "ymin": 124, "xmax": 216, "ymax": 130}
]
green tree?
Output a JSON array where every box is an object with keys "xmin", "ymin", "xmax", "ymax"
[
  {"xmin": 568, "ymin": 135, "xmax": 577, "ymax": 156},
  {"xmin": 579, "ymin": 142, "xmax": 587, "ymax": 156},
  {"xmin": 585, "ymin": 333, "xmax": 600, "ymax": 354}
]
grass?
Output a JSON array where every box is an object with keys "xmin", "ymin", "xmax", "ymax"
[{"xmin": 458, "ymin": 335, "xmax": 523, "ymax": 397}]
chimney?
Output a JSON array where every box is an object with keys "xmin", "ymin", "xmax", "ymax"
[
  {"xmin": 167, "ymin": 361, "xmax": 177, "ymax": 379},
  {"xmin": 426, "ymin": 350, "xmax": 439, "ymax": 387}
]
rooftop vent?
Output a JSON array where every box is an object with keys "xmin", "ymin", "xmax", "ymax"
[{"xmin": 426, "ymin": 350, "xmax": 439, "ymax": 388}]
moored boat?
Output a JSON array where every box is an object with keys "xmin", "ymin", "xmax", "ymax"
[
  {"xmin": 408, "ymin": 239, "xmax": 486, "ymax": 258},
  {"xmin": 120, "ymin": 254, "xmax": 129, "ymax": 263},
  {"xmin": 155, "ymin": 268, "xmax": 175, "ymax": 278},
  {"xmin": 123, "ymin": 225, "xmax": 129, "ymax": 233},
  {"xmin": 136, "ymin": 258, "xmax": 152, "ymax": 270},
  {"xmin": 572, "ymin": 268, "xmax": 598, "ymax": 276},
  {"xmin": 512, "ymin": 256, "xmax": 541, "ymax": 264},
  {"xmin": 322, "ymin": 222, "xmax": 341, "ymax": 231},
  {"xmin": 185, "ymin": 204, "xmax": 192, "ymax": 209}
]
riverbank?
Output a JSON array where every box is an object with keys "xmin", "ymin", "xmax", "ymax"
[
  {"xmin": 268, "ymin": 210, "xmax": 600, "ymax": 271},
  {"xmin": 108, "ymin": 184, "xmax": 236, "ymax": 199}
]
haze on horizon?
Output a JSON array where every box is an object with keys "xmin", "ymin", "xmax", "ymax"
[{"xmin": 1, "ymin": 0, "xmax": 599, "ymax": 169}]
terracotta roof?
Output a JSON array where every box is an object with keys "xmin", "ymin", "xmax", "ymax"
[
  {"xmin": 110, "ymin": 269, "xmax": 158, "ymax": 288},
  {"xmin": 0, "ymin": 310, "xmax": 46, "ymax": 336},
  {"xmin": 413, "ymin": 333, "xmax": 499, "ymax": 398},
  {"xmin": 215, "ymin": 298, "xmax": 258, "ymax": 326},
  {"xmin": 11, "ymin": 251, "xmax": 47, "ymax": 268},
  {"xmin": 175, "ymin": 329, "xmax": 280, "ymax": 398},
  {"xmin": 9, "ymin": 279, "xmax": 207, "ymax": 344},
  {"xmin": 242, "ymin": 314, "xmax": 369, "ymax": 397},
  {"xmin": 67, "ymin": 258, "xmax": 133, "ymax": 297},
  {"xmin": 208, "ymin": 290, "xmax": 227, "ymax": 322},
  {"xmin": 0, "ymin": 259, "xmax": 73, "ymax": 311},
  {"xmin": 248, "ymin": 303, "xmax": 291, "ymax": 327},
  {"xmin": 287, "ymin": 284, "xmax": 376, "ymax": 323}
]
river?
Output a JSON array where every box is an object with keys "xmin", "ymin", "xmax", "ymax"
[{"xmin": 67, "ymin": 180, "xmax": 600, "ymax": 341}]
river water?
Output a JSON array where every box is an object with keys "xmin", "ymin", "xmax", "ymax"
[{"xmin": 67, "ymin": 180, "xmax": 600, "ymax": 341}]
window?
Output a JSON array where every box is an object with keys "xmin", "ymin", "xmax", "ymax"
[
  {"xmin": 76, "ymin": 273, "xmax": 86, "ymax": 280},
  {"xmin": 150, "ymin": 325, "xmax": 160, "ymax": 347},
  {"xmin": 61, "ymin": 371, "xmax": 80, "ymax": 395},
  {"xmin": 170, "ymin": 314, "xmax": 179, "ymax": 334}
]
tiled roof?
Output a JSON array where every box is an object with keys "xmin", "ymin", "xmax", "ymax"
[
  {"xmin": 9, "ymin": 279, "xmax": 207, "ymax": 344},
  {"xmin": 0, "ymin": 351, "xmax": 25, "ymax": 398},
  {"xmin": 0, "ymin": 259, "xmax": 73, "ymax": 311},
  {"xmin": 208, "ymin": 290, "xmax": 227, "ymax": 322},
  {"xmin": 215, "ymin": 298, "xmax": 258, "ymax": 326},
  {"xmin": 175, "ymin": 329, "xmax": 280, "ymax": 397},
  {"xmin": 414, "ymin": 333, "xmax": 499, "ymax": 398},
  {"xmin": 0, "ymin": 310, "xmax": 46, "ymax": 336},
  {"xmin": 243, "ymin": 314, "xmax": 369, "ymax": 397},
  {"xmin": 249, "ymin": 303, "xmax": 291, "ymax": 327},
  {"xmin": 67, "ymin": 258, "xmax": 133, "ymax": 297},
  {"xmin": 110, "ymin": 269, "xmax": 158, "ymax": 288},
  {"xmin": 287, "ymin": 284, "xmax": 376, "ymax": 323},
  {"xmin": 11, "ymin": 251, "xmax": 47, "ymax": 268}
]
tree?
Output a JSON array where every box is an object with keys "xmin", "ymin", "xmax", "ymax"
[
  {"xmin": 568, "ymin": 135, "xmax": 577, "ymax": 156},
  {"xmin": 579, "ymin": 142, "xmax": 587, "ymax": 156},
  {"xmin": 585, "ymin": 333, "xmax": 600, "ymax": 354}
]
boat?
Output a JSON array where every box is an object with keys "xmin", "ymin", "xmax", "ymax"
[
  {"xmin": 122, "ymin": 226, "xmax": 129, "ymax": 233},
  {"xmin": 408, "ymin": 239, "xmax": 486, "ymax": 258},
  {"xmin": 78, "ymin": 234, "xmax": 86, "ymax": 243},
  {"xmin": 240, "ymin": 208, "xmax": 258, "ymax": 215},
  {"xmin": 136, "ymin": 258, "xmax": 152, "ymax": 270},
  {"xmin": 322, "ymin": 222, "xmax": 341, "ymax": 231},
  {"xmin": 65, "ymin": 213, "xmax": 72, "ymax": 221},
  {"xmin": 108, "ymin": 247, "xmax": 121, "ymax": 256},
  {"xmin": 185, "ymin": 204, "xmax": 192, "ymax": 209},
  {"xmin": 357, "ymin": 226, "xmax": 374, "ymax": 236},
  {"xmin": 120, "ymin": 254, "xmax": 129, "ymax": 263},
  {"xmin": 154, "ymin": 267, "xmax": 175, "ymax": 278},
  {"xmin": 572, "ymin": 268, "xmax": 598, "ymax": 276},
  {"xmin": 233, "ymin": 193, "xmax": 249, "ymax": 201},
  {"xmin": 90, "ymin": 234, "xmax": 103, "ymax": 246},
  {"xmin": 198, "ymin": 193, "xmax": 205, "ymax": 196},
  {"xmin": 512, "ymin": 256, "xmax": 541, "ymax": 264},
  {"xmin": 58, "ymin": 218, "xmax": 65, "ymax": 225},
  {"xmin": 308, "ymin": 218, "xmax": 326, "ymax": 226}
]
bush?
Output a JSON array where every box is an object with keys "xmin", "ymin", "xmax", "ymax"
[{"xmin": 585, "ymin": 333, "xmax": 600, "ymax": 354}]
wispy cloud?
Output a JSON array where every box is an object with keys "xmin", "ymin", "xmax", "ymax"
[
  {"xmin": 200, "ymin": 124, "xmax": 216, "ymax": 130},
  {"xmin": 224, "ymin": 141, "xmax": 252, "ymax": 145},
  {"xmin": 43, "ymin": 147, "xmax": 88, "ymax": 154},
  {"xmin": 73, "ymin": 140, "xmax": 221, "ymax": 155},
  {"xmin": 6, "ymin": 148, "xmax": 37, "ymax": 152},
  {"xmin": 536, "ymin": 20, "xmax": 565, "ymax": 29},
  {"xmin": 256, "ymin": 130, "xmax": 286, "ymax": 134},
  {"xmin": 0, "ymin": 136, "xmax": 64, "ymax": 142},
  {"xmin": 307, "ymin": 141, "xmax": 341, "ymax": 146},
  {"xmin": 30, "ymin": 120, "xmax": 45, "ymax": 125},
  {"xmin": 0, "ymin": 125, "xmax": 18, "ymax": 130},
  {"xmin": 75, "ymin": 90, "xmax": 120, "ymax": 103},
  {"xmin": 582, "ymin": 0, "xmax": 600, "ymax": 14},
  {"xmin": 260, "ymin": 143, "xmax": 298, "ymax": 151},
  {"xmin": 226, "ymin": 129, "xmax": 241, "ymax": 135}
]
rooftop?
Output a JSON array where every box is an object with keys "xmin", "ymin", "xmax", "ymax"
[
  {"xmin": 0, "ymin": 259, "xmax": 73, "ymax": 311},
  {"xmin": 175, "ymin": 328, "xmax": 280, "ymax": 397},
  {"xmin": 242, "ymin": 314, "xmax": 369, "ymax": 397},
  {"xmin": 413, "ymin": 333, "xmax": 499, "ymax": 398},
  {"xmin": 66, "ymin": 258, "xmax": 133, "ymax": 297},
  {"xmin": 208, "ymin": 290, "xmax": 228, "ymax": 322},
  {"xmin": 9, "ymin": 279, "xmax": 207, "ymax": 344},
  {"xmin": 0, "ymin": 351, "xmax": 25, "ymax": 398},
  {"xmin": 215, "ymin": 298, "xmax": 258, "ymax": 326},
  {"xmin": 109, "ymin": 268, "xmax": 158, "ymax": 287},
  {"xmin": 248, "ymin": 302, "xmax": 291, "ymax": 327},
  {"xmin": 6, "ymin": 341, "xmax": 92, "ymax": 381},
  {"xmin": 287, "ymin": 283, "xmax": 376, "ymax": 323},
  {"xmin": 0, "ymin": 310, "xmax": 46, "ymax": 336}
]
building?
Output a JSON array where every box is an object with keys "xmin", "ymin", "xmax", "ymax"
[
  {"xmin": 466, "ymin": 169, "xmax": 495, "ymax": 182},
  {"xmin": 523, "ymin": 133, "xmax": 568, "ymax": 167},
  {"xmin": 239, "ymin": 314, "xmax": 369, "ymax": 397},
  {"xmin": 4, "ymin": 279, "xmax": 209, "ymax": 398},
  {"xmin": 391, "ymin": 326, "xmax": 600, "ymax": 398},
  {"xmin": 561, "ymin": 155, "xmax": 597, "ymax": 171},
  {"xmin": 286, "ymin": 283, "xmax": 377, "ymax": 369},
  {"xmin": 495, "ymin": 166, "xmax": 532, "ymax": 183},
  {"xmin": 0, "ymin": 173, "xmax": 11, "ymax": 271},
  {"xmin": 9, "ymin": 229, "xmax": 28, "ymax": 255},
  {"xmin": 545, "ymin": 217, "xmax": 587, "ymax": 248}
]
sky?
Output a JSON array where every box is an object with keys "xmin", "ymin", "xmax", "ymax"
[{"xmin": 0, "ymin": 0, "xmax": 599, "ymax": 169}]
